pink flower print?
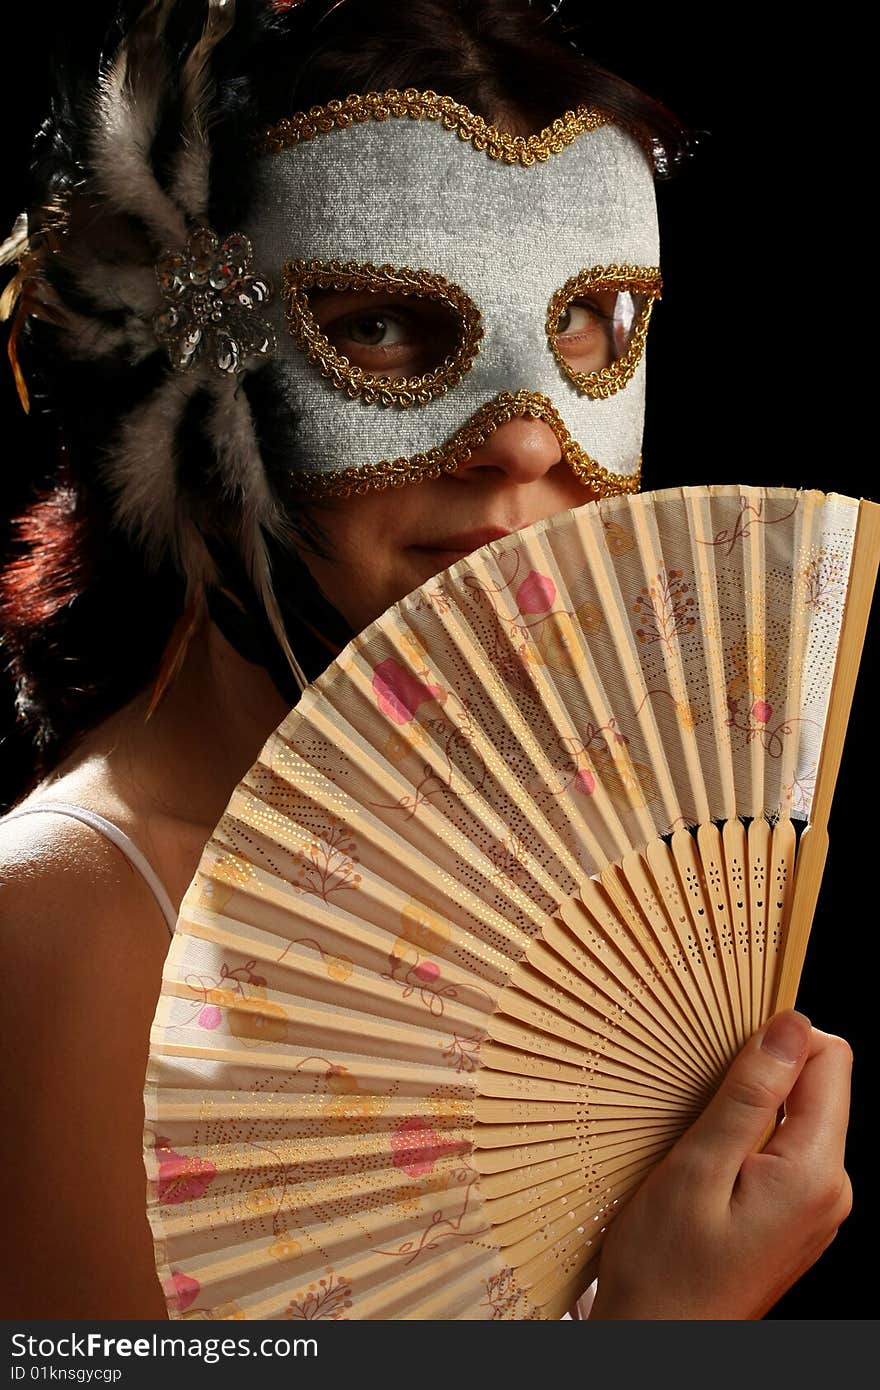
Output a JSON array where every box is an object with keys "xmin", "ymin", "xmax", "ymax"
[
  {"xmin": 372, "ymin": 658, "xmax": 444, "ymax": 725},
  {"xmin": 390, "ymin": 1117, "xmax": 459, "ymax": 1178},
  {"xmin": 752, "ymin": 699, "xmax": 772, "ymax": 724},
  {"xmin": 574, "ymin": 768, "xmax": 596, "ymax": 795},
  {"xmin": 516, "ymin": 571, "xmax": 557, "ymax": 614},
  {"xmin": 164, "ymin": 1271, "xmax": 201, "ymax": 1314},
  {"xmin": 198, "ymin": 1004, "xmax": 222, "ymax": 1029},
  {"xmin": 414, "ymin": 959, "xmax": 441, "ymax": 983},
  {"xmin": 157, "ymin": 1142, "xmax": 217, "ymax": 1204}
]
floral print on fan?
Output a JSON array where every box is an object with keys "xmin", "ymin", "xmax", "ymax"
[
  {"xmin": 179, "ymin": 960, "xmax": 289, "ymax": 1045},
  {"xmin": 384, "ymin": 898, "xmax": 495, "ymax": 1028},
  {"xmin": 275, "ymin": 936, "xmax": 354, "ymax": 982},
  {"xmin": 291, "ymin": 814, "xmax": 362, "ymax": 903},
  {"xmin": 390, "ymin": 1116, "xmax": 462, "ymax": 1178},
  {"xmin": 723, "ymin": 635, "xmax": 809, "ymax": 759},
  {"xmin": 477, "ymin": 826, "xmax": 533, "ymax": 885},
  {"xmin": 384, "ymin": 896, "xmax": 455, "ymax": 1014},
  {"xmin": 367, "ymin": 661, "xmax": 486, "ymax": 811},
  {"xmin": 413, "ymin": 585, "xmax": 454, "ymax": 614},
  {"xmin": 399, "ymin": 896, "xmax": 452, "ymax": 953},
  {"xmin": 162, "ymin": 1271, "xmax": 202, "ymax": 1314},
  {"xmin": 323, "ymin": 1064, "xmax": 390, "ymax": 1130},
  {"xmin": 285, "ymin": 1269, "xmax": 353, "ymax": 1320},
  {"xmin": 441, "ymin": 1032, "xmax": 482, "ymax": 1073},
  {"xmin": 514, "ymin": 570, "xmax": 605, "ymax": 675},
  {"xmin": 484, "ymin": 1267, "xmax": 524, "ymax": 1318},
  {"xmin": 603, "ymin": 518, "xmax": 636, "ymax": 555},
  {"xmin": 725, "ymin": 696, "xmax": 805, "ymax": 759},
  {"xmin": 726, "ymin": 634, "xmax": 780, "ymax": 706},
  {"xmin": 268, "ymin": 1230, "xmax": 303, "ymax": 1262},
  {"xmin": 455, "ymin": 558, "xmax": 608, "ymax": 687},
  {"xmin": 523, "ymin": 606, "xmax": 605, "ymax": 675},
  {"xmin": 696, "ymin": 493, "xmax": 799, "ymax": 557},
  {"xmin": 632, "ymin": 568, "xmax": 697, "ymax": 648},
  {"xmin": 372, "ymin": 657, "xmax": 446, "ymax": 724},
  {"xmin": 516, "ymin": 571, "xmax": 557, "ymax": 613},
  {"xmin": 785, "ymin": 764, "xmax": 817, "ymax": 816},
  {"xmin": 155, "ymin": 1140, "xmax": 217, "ymax": 1204},
  {"xmin": 801, "ymin": 547, "xmax": 848, "ymax": 610},
  {"xmin": 193, "ymin": 849, "xmax": 258, "ymax": 915},
  {"xmin": 372, "ymin": 1163, "xmax": 485, "ymax": 1268},
  {"xmin": 552, "ymin": 722, "xmax": 658, "ymax": 814},
  {"xmin": 383, "ymin": 935, "xmax": 458, "ymax": 1016}
]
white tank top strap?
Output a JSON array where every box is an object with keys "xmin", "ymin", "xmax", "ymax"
[{"xmin": 1, "ymin": 800, "xmax": 178, "ymax": 937}]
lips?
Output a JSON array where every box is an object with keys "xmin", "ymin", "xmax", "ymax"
[{"xmin": 409, "ymin": 525, "xmax": 519, "ymax": 560}]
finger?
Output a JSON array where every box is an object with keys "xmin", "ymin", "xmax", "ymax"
[
  {"xmin": 763, "ymin": 1029, "xmax": 853, "ymax": 1172},
  {"xmin": 679, "ymin": 1011, "xmax": 812, "ymax": 1190}
]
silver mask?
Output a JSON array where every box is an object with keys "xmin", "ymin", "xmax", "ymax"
[{"xmin": 244, "ymin": 94, "xmax": 661, "ymax": 499}]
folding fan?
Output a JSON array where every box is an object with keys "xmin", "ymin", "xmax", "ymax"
[{"xmin": 143, "ymin": 484, "xmax": 879, "ymax": 1321}]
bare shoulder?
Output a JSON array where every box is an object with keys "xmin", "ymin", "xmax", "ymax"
[
  {"xmin": 0, "ymin": 801, "xmax": 174, "ymax": 982},
  {"xmin": 0, "ymin": 806, "xmax": 172, "ymax": 1317}
]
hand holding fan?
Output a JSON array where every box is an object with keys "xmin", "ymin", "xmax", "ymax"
[{"xmin": 144, "ymin": 484, "xmax": 879, "ymax": 1320}]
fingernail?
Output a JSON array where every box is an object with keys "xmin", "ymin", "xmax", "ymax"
[{"xmin": 761, "ymin": 1011, "xmax": 811, "ymax": 1064}]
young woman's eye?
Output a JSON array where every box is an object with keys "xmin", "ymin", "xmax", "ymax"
[
  {"xmin": 553, "ymin": 287, "xmax": 646, "ymax": 377},
  {"xmin": 557, "ymin": 301, "xmax": 608, "ymax": 336},
  {"xmin": 343, "ymin": 313, "xmax": 410, "ymax": 347},
  {"xmin": 309, "ymin": 291, "xmax": 463, "ymax": 375}
]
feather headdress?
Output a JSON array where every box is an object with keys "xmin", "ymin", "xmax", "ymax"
[{"xmin": 0, "ymin": 0, "xmax": 310, "ymax": 699}]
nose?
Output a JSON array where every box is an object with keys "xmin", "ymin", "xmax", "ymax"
[{"xmin": 455, "ymin": 413, "xmax": 564, "ymax": 484}]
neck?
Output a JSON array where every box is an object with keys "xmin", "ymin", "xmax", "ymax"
[{"xmin": 49, "ymin": 616, "xmax": 293, "ymax": 837}]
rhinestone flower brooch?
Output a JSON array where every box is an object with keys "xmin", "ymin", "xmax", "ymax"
[{"xmin": 153, "ymin": 227, "xmax": 276, "ymax": 375}]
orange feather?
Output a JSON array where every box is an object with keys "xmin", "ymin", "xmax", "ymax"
[{"xmin": 146, "ymin": 590, "xmax": 207, "ymax": 722}]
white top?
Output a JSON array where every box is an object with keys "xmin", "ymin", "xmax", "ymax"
[{"xmin": 1, "ymin": 800, "xmax": 178, "ymax": 936}]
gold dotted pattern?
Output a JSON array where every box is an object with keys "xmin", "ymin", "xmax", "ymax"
[
  {"xmin": 289, "ymin": 389, "xmax": 641, "ymax": 499},
  {"xmin": 281, "ymin": 259, "xmax": 484, "ymax": 407},
  {"xmin": 258, "ymin": 89, "xmax": 612, "ymax": 164},
  {"xmin": 547, "ymin": 265, "xmax": 662, "ymax": 399}
]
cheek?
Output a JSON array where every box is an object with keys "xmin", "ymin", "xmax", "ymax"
[
  {"xmin": 297, "ymin": 512, "xmax": 403, "ymax": 634},
  {"xmin": 299, "ymin": 551, "xmax": 378, "ymax": 634}
]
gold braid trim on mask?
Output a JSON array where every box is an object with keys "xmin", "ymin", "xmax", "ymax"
[
  {"xmin": 288, "ymin": 390, "xmax": 642, "ymax": 500},
  {"xmin": 282, "ymin": 259, "xmax": 484, "ymax": 407},
  {"xmin": 258, "ymin": 89, "xmax": 614, "ymax": 164},
  {"xmin": 547, "ymin": 265, "xmax": 663, "ymax": 400}
]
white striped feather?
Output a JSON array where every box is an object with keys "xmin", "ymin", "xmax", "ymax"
[
  {"xmin": 89, "ymin": 2, "xmax": 188, "ymax": 246},
  {"xmin": 171, "ymin": 0, "xmax": 238, "ymax": 217}
]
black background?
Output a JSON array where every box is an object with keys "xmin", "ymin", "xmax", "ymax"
[{"xmin": 0, "ymin": 4, "xmax": 874, "ymax": 1320}]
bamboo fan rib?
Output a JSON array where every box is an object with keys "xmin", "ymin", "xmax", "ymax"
[{"xmin": 144, "ymin": 484, "xmax": 877, "ymax": 1321}]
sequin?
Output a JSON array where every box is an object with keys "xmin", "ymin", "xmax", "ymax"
[{"xmin": 153, "ymin": 228, "xmax": 276, "ymax": 375}]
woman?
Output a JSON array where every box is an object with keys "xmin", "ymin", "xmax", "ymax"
[{"xmin": 0, "ymin": 0, "xmax": 853, "ymax": 1320}]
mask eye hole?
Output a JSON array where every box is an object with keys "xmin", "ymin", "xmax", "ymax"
[
  {"xmin": 309, "ymin": 290, "xmax": 463, "ymax": 377},
  {"xmin": 547, "ymin": 266, "xmax": 661, "ymax": 399},
  {"xmin": 283, "ymin": 260, "xmax": 483, "ymax": 407}
]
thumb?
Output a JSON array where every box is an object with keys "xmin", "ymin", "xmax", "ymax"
[{"xmin": 680, "ymin": 1011, "xmax": 812, "ymax": 1188}]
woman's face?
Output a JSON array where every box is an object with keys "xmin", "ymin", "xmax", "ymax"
[
  {"xmin": 249, "ymin": 113, "xmax": 657, "ymax": 636},
  {"xmin": 295, "ymin": 286, "xmax": 609, "ymax": 632},
  {"xmin": 296, "ymin": 281, "xmax": 602, "ymax": 631},
  {"xmin": 299, "ymin": 434, "xmax": 598, "ymax": 633}
]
